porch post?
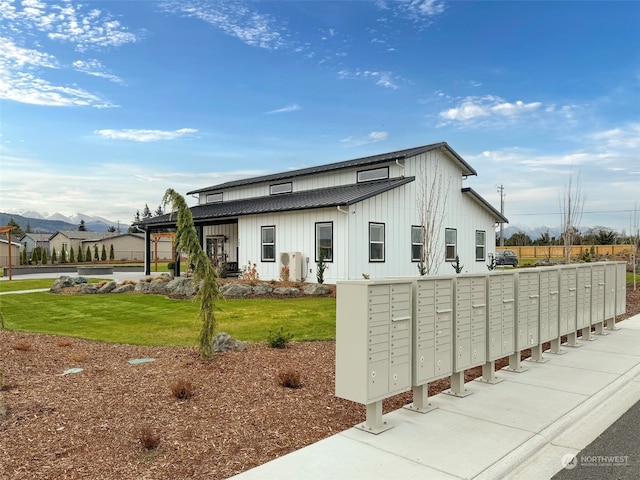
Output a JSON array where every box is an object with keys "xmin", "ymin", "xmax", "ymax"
[{"xmin": 144, "ymin": 229, "xmax": 151, "ymax": 275}]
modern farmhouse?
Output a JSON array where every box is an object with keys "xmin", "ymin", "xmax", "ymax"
[{"xmin": 138, "ymin": 142, "xmax": 507, "ymax": 283}]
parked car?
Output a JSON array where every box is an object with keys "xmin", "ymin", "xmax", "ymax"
[{"xmin": 494, "ymin": 249, "xmax": 518, "ymax": 267}]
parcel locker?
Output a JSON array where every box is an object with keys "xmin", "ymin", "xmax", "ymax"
[
  {"xmin": 412, "ymin": 277, "xmax": 454, "ymax": 385},
  {"xmin": 575, "ymin": 264, "xmax": 592, "ymax": 331},
  {"xmin": 335, "ymin": 280, "xmax": 413, "ymax": 406},
  {"xmin": 486, "ymin": 271, "xmax": 516, "ymax": 362},
  {"xmin": 515, "ymin": 269, "xmax": 540, "ymax": 351},
  {"xmin": 539, "ymin": 267, "xmax": 560, "ymax": 343},
  {"xmin": 559, "ymin": 266, "xmax": 578, "ymax": 336},
  {"xmin": 453, "ymin": 274, "xmax": 487, "ymax": 371}
]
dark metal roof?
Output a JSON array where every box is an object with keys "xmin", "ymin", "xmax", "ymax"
[
  {"xmin": 141, "ymin": 177, "xmax": 416, "ymax": 227},
  {"xmin": 461, "ymin": 187, "xmax": 508, "ymax": 223},
  {"xmin": 187, "ymin": 142, "xmax": 475, "ymax": 195}
]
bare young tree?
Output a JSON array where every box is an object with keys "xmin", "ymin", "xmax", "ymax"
[
  {"xmin": 416, "ymin": 157, "xmax": 451, "ymax": 275},
  {"xmin": 559, "ymin": 169, "xmax": 586, "ymax": 264}
]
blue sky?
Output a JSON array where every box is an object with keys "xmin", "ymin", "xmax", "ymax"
[{"xmin": 1, "ymin": 0, "xmax": 638, "ymax": 234}]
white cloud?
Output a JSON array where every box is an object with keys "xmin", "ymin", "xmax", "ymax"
[
  {"xmin": 438, "ymin": 95, "xmax": 548, "ymax": 125},
  {"xmin": 265, "ymin": 104, "xmax": 301, "ymax": 114},
  {"xmin": 338, "ymin": 69, "xmax": 399, "ymax": 89},
  {"xmin": 94, "ymin": 128, "xmax": 199, "ymax": 142},
  {"xmin": 73, "ymin": 59, "xmax": 124, "ymax": 84},
  {"xmin": 341, "ymin": 131, "xmax": 388, "ymax": 146},
  {"xmin": 160, "ymin": 0, "xmax": 285, "ymax": 50},
  {"xmin": 0, "ymin": 37, "xmax": 58, "ymax": 68},
  {"xmin": 587, "ymin": 122, "xmax": 640, "ymax": 150}
]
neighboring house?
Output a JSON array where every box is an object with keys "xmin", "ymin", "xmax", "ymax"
[
  {"xmin": 20, "ymin": 233, "xmax": 53, "ymax": 257},
  {"xmin": 138, "ymin": 142, "xmax": 507, "ymax": 282},
  {"xmin": 0, "ymin": 238, "xmax": 21, "ymax": 269},
  {"xmin": 49, "ymin": 231, "xmax": 173, "ymax": 262}
]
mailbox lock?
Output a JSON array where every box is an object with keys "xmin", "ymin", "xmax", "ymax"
[
  {"xmin": 393, "ymin": 373, "xmax": 398, "ymax": 380},
  {"xmin": 420, "ymin": 355, "xmax": 425, "ymax": 363},
  {"xmin": 371, "ymin": 371, "xmax": 376, "ymax": 378}
]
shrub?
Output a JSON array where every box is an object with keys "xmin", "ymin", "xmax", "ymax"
[
  {"xmin": 278, "ymin": 369, "xmax": 302, "ymax": 389},
  {"xmin": 170, "ymin": 378, "xmax": 195, "ymax": 400},
  {"xmin": 167, "ymin": 262, "xmax": 175, "ymax": 271},
  {"xmin": 267, "ymin": 326, "xmax": 294, "ymax": 349},
  {"xmin": 138, "ymin": 425, "xmax": 160, "ymax": 451},
  {"xmin": 451, "ymin": 255, "xmax": 464, "ymax": 274},
  {"xmin": 12, "ymin": 341, "xmax": 32, "ymax": 351},
  {"xmin": 86, "ymin": 246, "xmax": 92, "ymax": 263},
  {"xmin": 316, "ymin": 251, "xmax": 327, "ymax": 284}
]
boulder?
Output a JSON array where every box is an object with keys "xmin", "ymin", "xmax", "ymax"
[
  {"xmin": 148, "ymin": 279, "xmax": 169, "ymax": 294},
  {"xmin": 112, "ymin": 284, "xmax": 135, "ymax": 294},
  {"xmin": 213, "ymin": 332, "xmax": 245, "ymax": 352},
  {"xmin": 50, "ymin": 276, "xmax": 74, "ymax": 293},
  {"xmin": 166, "ymin": 277, "xmax": 198, "ymax": 297},
  {"xmin": 134, "ymin": 281, "xmax": 151, "ymax": 293},
  {"xmin": 97, "ymin": 281, "xmax": 117, "ymax": 294},
  {"xmin": 79, "ymin": 283, "xmax": 99, "ymax": 294},
  {"xmin": 252, "ymin": 283, "xmax": 273, "ymax": 295},
  {"xmin": 302, "ymin": 284, "xmax": 330, "ymax": 296},
  {"xmin": 273, "ymin": 287, "xmax": 300, "ymax": 296},
  {"xmin": 221, "ymin": 283, "xmax": 253, "ymax": 297}
]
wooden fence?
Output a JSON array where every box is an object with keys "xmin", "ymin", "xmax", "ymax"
[{"xmin": 497, "ymin": 245, "xmax": 635, "ymax": 259}]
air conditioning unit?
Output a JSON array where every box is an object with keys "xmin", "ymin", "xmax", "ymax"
[{"xmin": 279, "ymin": 251, "xmax": 303, "ymax": 281}]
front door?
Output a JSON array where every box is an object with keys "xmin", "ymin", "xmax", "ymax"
[{"xmin": 206, "ymin": 236, "xmax": 225, "ymax": 267}]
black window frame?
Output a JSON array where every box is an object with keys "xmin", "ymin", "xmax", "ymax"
[
  {"xmin": 261, "ymin": 225, "xmax": 276, "ymax": 262},
  {"xmin": 475, "ymin": 230, "xmax": 486, "ymax": 261},
  {"xmin": 315, "ymin": 221, "xmax": 334, "ymax": 262},
  {"xmin": 445, "ymin": 228, "xmax": 457, "ymax": 262},
  {"xmin": 369, "ymin": 222, "xmax": 385, "ymax": 262},
  {"xmin": 411, "ymin": 225, "xmax": 424, "ymax": 262}
]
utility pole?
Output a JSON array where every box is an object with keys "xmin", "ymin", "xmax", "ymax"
[{"xmin": 497, "ymin": 184, "xmax": 505, "ymax": 246}]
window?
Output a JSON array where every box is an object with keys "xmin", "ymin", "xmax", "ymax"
[
  {"xmin": 270, "ymin": 182, "xmax": 292, "ymax": 195},
  {"xmin": 206, "ymin": 192, "xmax": 223, "ymax": 203},
  {"xmin": 369, "ymin": 223, "xmax": 385, "ymax": 262},
  {"xmin": 445, "ymin": 228, "xmax": 457, "ymax": 261},
  {"xmin": 475, "ymin": 230, "xmax": 486, "ymax": 261},
  {"xmin": 316, "ymin": 222, "xmax": 333, "ymax": 262},
  {"xmin": 261, "ymin": 226, "xmax": 275, "ymax": 262},
  {"xmin": 357, "ymin": 167, "xmax": 389, "ymax": 183},
  {"xmin": 411, "ymin": 225, "xmax": 424, "ymax": 262}
]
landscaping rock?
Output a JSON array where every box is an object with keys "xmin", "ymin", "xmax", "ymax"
[
  {"xmin": 212, "ymin": 332, "xmax": 245, "ymax": 352},
  {"xmin": 166, "ymin": 277, "xmax": 198, "ymax": 297},
  {"xmin": 273, "ymin": 287, "xmax": 300, "ymax": 296},
  {"xmin": 50, "ymin": 276, "xmax": 75, "ymax": 292},
  {"xmin": 112, "ymin": 284, "xmax": 135, "ymax": 294},
  {"xmin": 302, "ymin": 284, "xmax": 330, "ymax": 296},
  {"xmin": 97, "ymin": 281, "xmax": 117, "ymax": 294},
  {"xmin": 252, "ymin": 283, "xmax": 273, "ymax": 295},
  {"xmin": 79, "ymin": 283, "xmax": 99, "ymax": 294},
  {"xmin": 221, "ymin": 283, "xmax": 253, "ymax": 297},
  {"xmin": 134, "ymin": 281, "xmax": 151, "ymax": 293},
  {"xmin": 148, "ymin": 279, "xmax": 169, "ymax": 294}
]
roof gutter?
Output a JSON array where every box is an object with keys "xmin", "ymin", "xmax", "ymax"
[{"xmin": 337, "ymin": 206, "xmax": 349, "ymax": 215}]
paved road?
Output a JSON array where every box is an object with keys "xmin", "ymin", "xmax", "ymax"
[{"xmin": 552, "ymin": 399, "xmax": 640, "ymax": 479}]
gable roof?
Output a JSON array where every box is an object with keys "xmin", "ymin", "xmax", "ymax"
[
  {"xmin": 142, "ymin": 177, "xmax": 415, "ymax": 227},
  {"xmin": 187, "ymin": 142, "xmax": 475, "ymax": 195},
  {"xmin": 20, "ymin": 233, "xmax": 53, "ymax": 242},
  {"xmin": 51, "ymin": 231, "xmax": 118, "ymax": 241},
  {"xmin": 462, "ymin": 187, "xmax": 508, "ymax": 223}
]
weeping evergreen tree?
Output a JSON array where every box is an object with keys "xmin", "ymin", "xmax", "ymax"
[
  {"xmin": 86, "ymin": 246, "xmax": 92, "ymax": 263},
  {"xmin": 163, "ymin": 188, "xmax": 220, "ymax": 359}
]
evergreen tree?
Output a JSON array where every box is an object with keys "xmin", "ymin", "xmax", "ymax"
[
  {"xmin": 94, "ymin": 245, "xmax": 99, "ymax": 261},
  {"xmin": 21, "ymin": 248, "xmax": 27, "ymax": 265},
  {"xmin": 78, "ymin": 220, "xmax": 87, "ymax": 231},
  {"xmin": 86, "ymin": 246, "xmax": 92, "ymax": 263},
  {"xmin": 42, "ymin": 248, "xmax": 48, "ymax": 265},
  {"xmin": 61, "ymin": 247, "xmax": 67, "ymax": 263},
  {"xmin": 25, "ymin": 222, "xmax": 32, "ymax": 233},
  {"xmin": 101, "ymin": 245, "xmax": 107, "ymax": 261},
  {"xmin": 6, "ymin": 218, "xmax": 25, "ymax": 239},
  {"xmin": 109, "ymin": 244, "xmax": 115, "ymax": 261},
  {"xmin": 154, "ymin": 204, "xmax": 164, "ymax": 216},
  {"xmin": 107, "ymin": 225, "xmax": 116, "ymax": 233},
  {"xmin": 31, "ymin": 248, "xmax": 38, "ymax": 265},
  {"xmin": 52, "ymin": 247, "xmax": 58, "ymax": 264},
  {"xmin": 163, "ymin": 188, "xmax": 220, "ymax": 359},
  {"xmin": 70, "ymin": 246, "xmax": 75, "ymax": 263},
  {"xmin": 77, "ymin": 245, "xmax": 84, "ymax": 262},
  {"xmin": 142, "ymin": 204, "xmax": 152, "ymax": 219}
]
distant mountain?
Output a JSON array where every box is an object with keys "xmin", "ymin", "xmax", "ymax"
[{"xmin": 1, "ymin": 211, "xmax": 129, "ymax": 234}]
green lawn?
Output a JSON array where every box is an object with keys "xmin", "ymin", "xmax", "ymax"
[{"xmin": 0, "ymin": 291, "xmax": 336, "ymax": 345}]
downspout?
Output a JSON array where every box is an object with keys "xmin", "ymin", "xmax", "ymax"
[{"xmin": 395, "ymin": 159, "xmax": 405, "ymax": 177}]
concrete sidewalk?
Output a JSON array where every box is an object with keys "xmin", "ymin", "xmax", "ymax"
[{"xmin": 232, "ymin": 315, "xmax": 640, "ymax": 480}]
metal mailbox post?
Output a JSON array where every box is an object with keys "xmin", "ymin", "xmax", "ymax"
[
  {"xmin": 481, "ymin": 271, "xmax": 515, "ymax": 382},
  {"xmin": 591, "ymin": 263, "xmax": 606, "ymax": 335},
  {"xmin": 335, "ymin": 279, "xmax": 413, "ymax": 433},
  {"xmin": 575, "ymin": 264, "xmax": 593, "ymax": 342},
  {"xmin": 534, "ymin": 266, "xmax": 560, "ymax": 360},
  {"xmin": 407, "ymin": 277, "xmax": 454, "ymax": 412},
  {"xmin": 447, "ymin": 274, "xmax": 487, "ymax": 397}
]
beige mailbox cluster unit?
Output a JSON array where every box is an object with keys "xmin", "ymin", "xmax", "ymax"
[{"xmin": 335, "ymin": 279, "xmax": 412, "ymax": 433}]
